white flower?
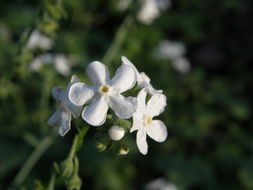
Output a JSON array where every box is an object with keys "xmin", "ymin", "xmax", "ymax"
[
  {"xmin": 122, "ymin": 56, "xmax": 162, "ymax": 95},
  {"xmin": 145, "ymin": 178, "xmax": 178, "ymax": 190},
  {"xmin": 137, "ymin": 0, "xmax": 171, "ymax": 24},
  {"xmin": 137, "ymin": 0, "xmax": 159, "ymax": 24},
  {"xmin": 54, "ymin": 54, "xmax": 71, "ymax": 76},
  {"xmin": 171, "ymin": 57, "xmax": 190, "ymax": 74},
  {"xmin": 155, "ymin": 40, "xmax": 186, "ymax": 60},
  {"xmin": 118, "ymin": 0, "xmax": 132, "ymax": 11},
  {"xmin": 154, "ymin": 40, "xmax": 191, "ymax": 73},
  {"xmin": 29, "ymin": 53, "xmax": 54, "ymax": 71},
  {"xmin": 69, "ymin": 61, "xmax": 137, "ymax": 126},
  {"xmin": 29, "ymin": 53, "xmax": 71, "ymax": 76},
  {"xmin": 108, "ymin": 126, "xmax": 125, "ymax": 141},
  {"xmin": 48, "ymin": 75, "xmax": 82, "ymax": 136},
  {"xmin": 27, "ymin": 30, "xmax": 53, "ymax": 50},
  {"xmin": 130, "ymin": 88, "xmax": 167, "ymax": 155}
]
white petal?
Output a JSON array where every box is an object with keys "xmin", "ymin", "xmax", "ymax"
[
  {"xmin": 54, "ymin": 54, "xmax": 70, "ymax": 76},
  {"xmin": 130, "ymin": 112, "xmax": 143, "ymax": 133},
  {"xmin": 147, "ymin": 120, "xmax": 167, "ymax": 142},
  {"xmin": 48, "ymin": 110, "xmax": 62, "ymax": 127},
  {"xmin": 82, "ymin": 97, "xmax": 108, "ymax": 126},
  {"xmin": 171, "ymin": 57, "xmax": 191, "ymax": 73},
  {"xmin": 108, "ymin": 94, "xmax": 137, "ymax": 119},
  {"xmin": 109, "ymin": 64, "xmax": 136, "ymax": 93},
  {"xmin": 68, "ymin": 82, "xmax": 94, "ymax": 106},
  {"xmin": 58, "ymin": 111, "xmax": 71, "ymax": 136},
  {"xmin": 70, "ymin": 75, "xmax": 80, "ymax": 83},
  {"xmin": 66, "ymin": 75, "xmax": 80, "ymax": 99},
  {"xmin": 145, "ymin": 85, "xmax": 163, "ymax": 95},
  {"xmin": 63, "ymin": 100, "xmax": 82, "ymax": 118},
  {"xmin": 136, "ymin": 88, "xmax": 147, "ymax": 113},
  {"xmin": 86, "ymin": 61, "xmax": 110, "ymax": 85},
  {"xmin": 121, "ymin": 56, "xmax": 139, "ymax": 74},
  {"xmin": 137, "ymin": 0, "xmax": 159, "ymax": 25},
  {"xmin": 27, "ymin": 30, "xmax": 53, "ymax": 50},
  {"xmin": 136, "ymin": 129, "xmax": 148, "ymax": 155},
  {"xmin": 52, "ymin": 87, "xmax": 65, "ymax": 101},
  {"xmin": 147, "ymin": 93, "xmax": 167, "ymax": 117}
]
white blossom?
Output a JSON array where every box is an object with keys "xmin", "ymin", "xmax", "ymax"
[
  {"xmin": 108, "ymin": 125, "xmax": 125, "ymax": 141},
  {"xmin": 48, "ymin": 75, "xmax": 82, "ymax": 136},
  {"xmin": 69, "ymin": 61, "xmax": 137, "ymax": 126},
  {"xmin": 171, "ymin": 57, "xmax": 190, "ymax": 74},
  {"xmin": 29, "ymin": 53, "xmax": 71, "ymax": 76},
  {"xmin": 155, "ymin": 40, "xmax": 186, "ymax": 60},
  {"xmin": 130, "ymin": 88, "xmax": 167, "ymax": 155},
  {"xmin": 122, "ymin": 56, "xmax": 162, "ymax": 95},
  {"xmin": 155, "ymin": 40, "xmax": 191, "ymax": 73},
  {"xmin": 137, "ymin": 0, "xmax": 171, "ymax": 24},
  {"xmin": 54, "ymin": 54, "xmax": 71, "ymax": 76},
  {"xmin": 27, "ymin": 30, "xmax": 53, "ymax": 50},
  {"xmin": 118, "ymin": 0, "xmax": 132, "ymax": 11},
  {"xmin": 145, "ymin": 178, "xmax": 178, "ymax": 190}
]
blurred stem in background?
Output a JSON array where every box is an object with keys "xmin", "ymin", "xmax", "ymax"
[
  {"xmin": 102, "ymin": 14, "xmax": 134, "ymax": 65},
  {"xmin": 8, "ymin": 133, "xmax": 55, "ymax": 189}
]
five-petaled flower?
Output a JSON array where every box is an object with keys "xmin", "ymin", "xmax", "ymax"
[
  {"xmin": 68, "ymin": 61, "xmax": 137, "ymax": 126},
  {"xmin": 122, "ymin": 56, "xmax": 162, "ymax": 95},
  {"xmin": 130, "ymin": 88, "xmax": 167, "ymax": 155},
  {"xmin": 48, "ymin": 75, "xmax": 82, "ymax": 136}
]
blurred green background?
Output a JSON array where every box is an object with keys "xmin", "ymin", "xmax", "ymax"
[{"xmin": 0, "ymin": 0, "xmax": 253, "ymax": 189}]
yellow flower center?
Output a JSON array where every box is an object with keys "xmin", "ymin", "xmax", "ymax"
[
  {"xmin": 144, "ymin": 116, "xmax": 152, "ymax": 126},
  {"xmin": 99, "ymin": 85, "xmax": 109, "ymax": 94}
]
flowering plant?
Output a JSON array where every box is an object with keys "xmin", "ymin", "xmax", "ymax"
[{"xmin": 49, "ymin": 56, "xmax": 168, "ymax": 155}]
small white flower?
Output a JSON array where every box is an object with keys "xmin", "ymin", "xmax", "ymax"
[
  {"xmin": 54, "ymin": 54, "xmax": 71, "ymax": 76},
  {"xmin": 29, "ymin": 53, "xmax": 71, "ymax": 76},
  {"xmin": 130, "ymin": 88, "xmax": 167, "ymax": 155},
  {"xmin": 69, "ymin": 61, "xmax": 137, "ymax": 126},
  {"xmin": 29, "ymin": 53, "xmax": 54, "ymax": 71},
  {"xmin": 137, "ymin": 0, "xmax": 159, "ymax": 25},
  {"xmin": 27, "ymin": 30, "xmax": 53, "ymax": 50},
  {"xmin": 122, "ymin": 56, "xmax": 162, "ymax": 95},
  {"xmin": 145, "ymin": 178, "xmax": 178, "ymax": 190},
  {"xmin": 155, "ymin": 40, "xmax": 191, "ymax": 73},
  {"xmin": 155, "ymin": 40, "xmax": 186, "ymax": 60},
  {"xmin": 118, "ymin": 0, "xmax": 132, "ymax": 11},
  {"xmin": 137, "ymin": 0, "xmax": 171, "ymax": 24},
  {"xmin": 108, "ymin": 126, "xmax": 125, "ymax": 141},
  {"xmin": 171, "ymin": 57, "xmax": 190, "ymax": 74},
  {"xmin": 48, "ymin": 75, "xmax": 82, "ymax": 136}
]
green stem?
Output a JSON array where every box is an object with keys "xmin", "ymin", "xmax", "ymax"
[
  {"xmin": 10, "ymin": 133, "xmax": 55, "ymax": 189},
  {"xmin": 68, "ymin": 125, "xmax": 89, "ymax": 160},
  {"xmin": 48, "ymin": 174, "xmax": 56, "ymax": 190},
  {"xmin": 102, "ymin": 14, "xmax": 134, "ymax": 65}
]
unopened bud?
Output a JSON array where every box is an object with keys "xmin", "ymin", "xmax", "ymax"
[
  {"xmin": 96, "ymin": 142, "xmax": 107, "ymax": 151},
  {"xmin": 118, "ymin": 147, "xmax": 129, "ymax": 155},
  {"xmin": 108, "ymin": 126, "xmax": 125, "ymax": 141}
]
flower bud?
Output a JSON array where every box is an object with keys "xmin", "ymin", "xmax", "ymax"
[
  {"xmin": 96, "ymin": 142, "xmax": 108, "ymax": 151},
  {"xmin": 108, "ymin": 126, "xmax": 125, "ymax": 141},
  {"xmin": 118, "ymin": 147, "xmax": 129, "ymax": 155}
]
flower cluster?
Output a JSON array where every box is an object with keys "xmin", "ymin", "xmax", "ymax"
[
  {"xmin": 27, "ymin": 30, "xmax": 72, "ymax": 76},
  {"xmin": 48, "ymin": 56, "xmax": 167, "ymax": 155}
]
